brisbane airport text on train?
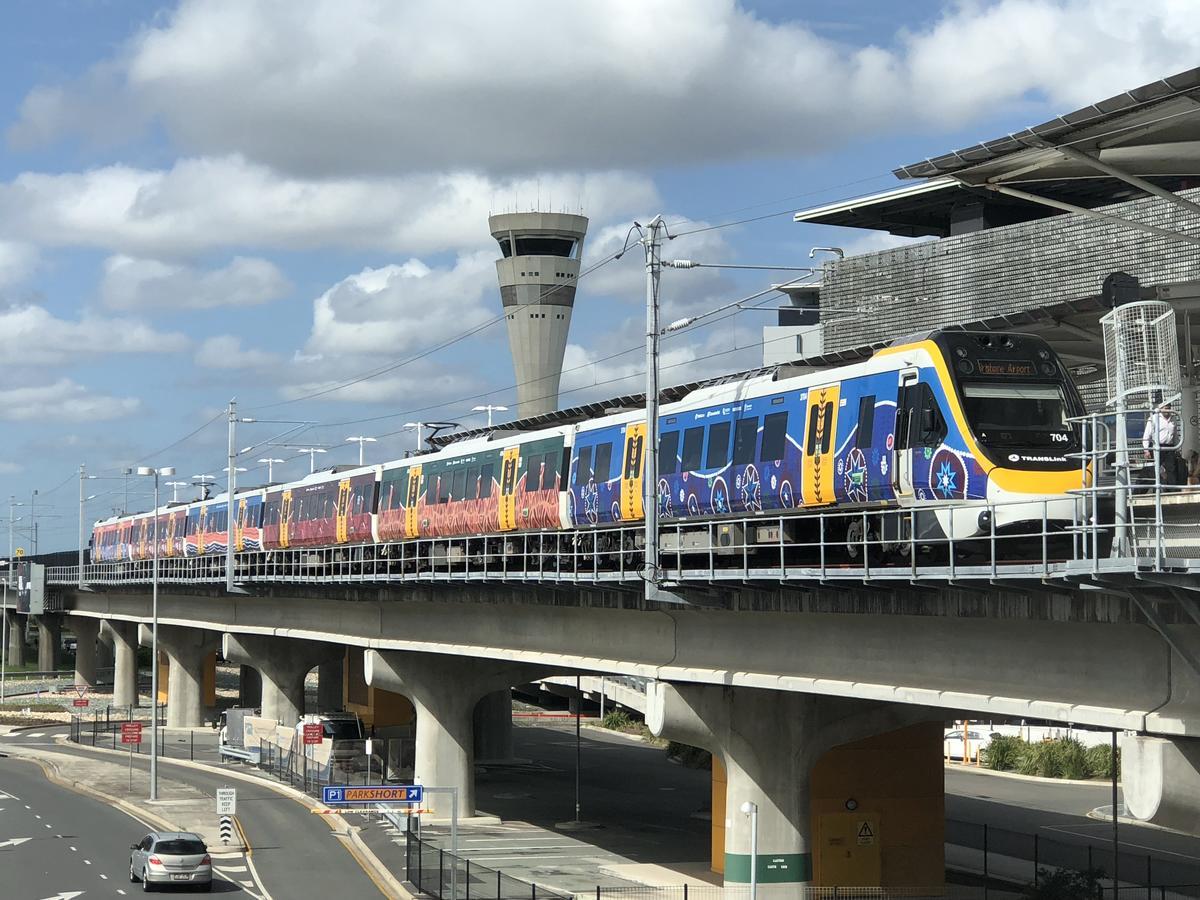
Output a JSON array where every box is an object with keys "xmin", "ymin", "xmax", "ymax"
[{"xmin": 92, "ymin": 329, "xmax": 1086, "ymax": 563}]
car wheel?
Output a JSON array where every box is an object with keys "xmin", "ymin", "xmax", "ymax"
[
  {"xmin": 142, "ymin": 869, "xmax": 155, "ymax": 892},
  {"xmin": 130, "ymin": 860, "xmax": 139, "ymax": 883}
]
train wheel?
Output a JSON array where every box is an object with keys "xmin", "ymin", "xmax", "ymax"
[{"xmin": 844, "ymin": 518, "xmax": 877, "ymax": 564}]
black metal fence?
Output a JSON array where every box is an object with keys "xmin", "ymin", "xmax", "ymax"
[
  {"xmin": 948, "ymin": 819, "xmax": 1200, "ymax": 895},
  {"xmin": 405, "ymin": 828, "xmax": 572, "ymax": 900}
]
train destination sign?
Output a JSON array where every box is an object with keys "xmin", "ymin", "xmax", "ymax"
[
  {"xmin": 976, "ymin": 359, "xmax": 1037, "ymax": 377},
  {"xmin": 322, "ymin": 785, "xmax": 423, "ymax": 805}
]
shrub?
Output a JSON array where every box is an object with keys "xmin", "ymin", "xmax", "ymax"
[
  {"xmin": 1058, "ymin": 738, "xmax": 1090, "ymax": 780},
  {"xmin": 666, "ymin": 741, "xmax": 712, "ymax": 769},
  {"xmin": 1018, "ymin": 740, "xmax": 1063, "ymax": 778},
  {"xmin": 982, "ymin": 735, "xmax": 1026, "ymax": 771},
  {"xmin": 1086, "ymin": 743, "xmax": 1120, "ymax": 780},
  {"xmin": 1022, "ymin": 868, "xmax": 1104, "ymax": 899},
  {"xmin": 601, "ymin": 710, "xmax": 633, "ymax": 731}
]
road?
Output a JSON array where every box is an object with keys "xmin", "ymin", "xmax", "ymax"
[
  {"xmin": 1, "ymin": 727, "xmax": 386, "ymax": 898},
  {"xmin": 0, "ymin": 752, "xmax": 261, "ymax": 898}
]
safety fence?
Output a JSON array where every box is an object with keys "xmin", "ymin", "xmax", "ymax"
[
  {"xmin": 405, "ymin": 828, "xmax": 572, "ymax": 900},
  {"xmin": 947, "ymin": 819, "xmax": 1200, "ymax": 897},
  {"xmin": 584, "ymin": 889, "xmax": 1019, "ymax": 899}
]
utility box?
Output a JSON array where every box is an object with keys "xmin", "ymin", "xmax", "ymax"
[{"xmin": 17, "ymin": 562, "xmax": 44, "ymax": 614}]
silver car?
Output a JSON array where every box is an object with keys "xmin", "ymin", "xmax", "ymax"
[{"xmin": 129, "ymin": 831, "xmax": 213, "ymax": 892}]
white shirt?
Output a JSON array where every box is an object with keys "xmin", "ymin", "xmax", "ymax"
[{"xmin": 1143, "ymin": 410, "xmax": 1178, "ymax": 449}]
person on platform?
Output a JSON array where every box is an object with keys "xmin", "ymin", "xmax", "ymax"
[{"xmin": 1143, "ymin": 402, "xmax": 1183, "ymax": 485}]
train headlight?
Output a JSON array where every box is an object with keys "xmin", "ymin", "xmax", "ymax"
[{"xmin": 977, "ymin": 510, "xmax": 992, "ymax": 532}]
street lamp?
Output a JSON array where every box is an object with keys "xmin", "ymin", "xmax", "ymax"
[
  {"xmin": 257, "ymin": 459, "xmax": 285, "ymax": 482},
  {"xmin": 2, "ymin": 499, "xmax": 24, "ymax": 702},
  {"xmin": 191, "ymin": 474, "xmax": 216, "ymax": 500},
  {"xmin": 79, "ymin": 465, "xmax": 98, "ymax": 587},
  {"xmin": 471, "ymin": 405, "xmax": 509, "ymax": 427},
  {"xmin": 295, "ymin": 447, "xmax": 327, "ymax": 473},
  {"xmin": 165, "ymin": 481, "xmax": 188, "ymax": 502},
  {"xmin": 403, "ymin": 422, "xmax": 428, "ymax": 451},
  {"xmin": 345, "ymin": 435, "xmax": 377, "ymax": 466},
  {"xmin": 136, "ymin": 465, "xmax": 175, "ymax": 803},
  {"xmin": 222, "ymin": 466, "xmax": 248, "ymax": 476},
  {"xmin": 740, "ymin": 800, "xmax": 759, "ymax": 900}
]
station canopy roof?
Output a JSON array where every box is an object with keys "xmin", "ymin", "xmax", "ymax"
[{"xmin": 795, "ymin": 66, "xmax": 1200, "ymax": 236}]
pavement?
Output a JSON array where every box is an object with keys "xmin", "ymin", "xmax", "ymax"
[{"xmin": 0, "ymin": 724, "xmax": 408, "ymax": 899}]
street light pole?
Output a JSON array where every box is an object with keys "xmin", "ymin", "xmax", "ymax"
[
  {"xmin": 471, "ymin": 405, "xmax": 509, "ymax": 427},
  {"xmin": 165, "ymin": 481, "xmax": 187, "ymax": 502},
  {"xmin": 137, "ymin": 465, "xmax": 174, "ymax": 802},
  {"xmin": 2, "ymin": 498, "xmax": 21, "ymax": 703},
  {"xmin": 78, "ymin": 465, "xmax": 86, "ymax": 587},
  {"xmin": 345, "ymin": 436, "xmax": 377, "ymax": 466},
  {"xmin": 741, "ymin": 800, "xmax": 758, "ymax": 900},
  {"xmin": 257, "ymin": 459, "xmax": 284, "ymax": 482},
  {"xmin": 641, "ymin": 215, "xmax": 666, "ymax": 602}
]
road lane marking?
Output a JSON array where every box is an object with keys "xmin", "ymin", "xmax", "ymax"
[
  {"xmin": 83, "ymin": 859, "xmax": 91, "ymax": 865},
  {"xmin": 23, "ymin": 733, "xmax": 44, "ymax": 738},
  {"xmin": 99, "ymin": 874, "xmax": 108, "ymax": 879},
  {"xmin": 34, "ymin": 814, "xmax": 41, "ymax": 819},
  {"xmin": 117, "ymin": 891, "xmax": 126, "ymax": 896},
  {"xmin": 70, "ymin": 846, "xmax": 76, "ymax": 851}
]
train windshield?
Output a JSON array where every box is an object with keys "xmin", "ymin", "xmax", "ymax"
[{"xmin": 960, "ymin": 382, "xmax": 1075, "ymax": 449}]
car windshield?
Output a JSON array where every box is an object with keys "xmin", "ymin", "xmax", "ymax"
[
  {"xmin": 961, "ymin": 382, "xmax": 1075, "ymax": 449},
  {"xmin": 154, "ymin": 839, "xmax": 206, "ymax": 855}
]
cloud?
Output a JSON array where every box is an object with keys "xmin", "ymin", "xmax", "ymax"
[
  {"xmin": 278, "ymin": 367, "xmax": 483, "ymax": 406},
  {"xmin": 194, "ymin": 334, "xmax": 281, "ymax": 369},
  {"xmin": 9, "ymin": 1, "xmax": 1200, "ymax": 176},
  {"xmin": 1, "ymin": 379, "xmax": 141, "ymax": 422},
  {"xmin": 0, "ymin": 304, "xmax": 189, "ymax": 365},
  {"xmin": 0, "ymin": 241, "xmax": 37, "ymax": 288},
  {"xmin": 0, "ymin": 461, "xmax": 21, "ymax": 475},
  {"xmin": 0, "ymin": 156, "xmax": 657, "ymax": 257},
  {"xmin": 102, "ymin": 254, "xmax": 290, "ymax": 310},
  {"xmin": 304, "ymin": 253, "xmax": 498, "ymax": 357}
]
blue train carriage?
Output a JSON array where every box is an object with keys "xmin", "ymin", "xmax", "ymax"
[
  {"xmin": 568, "ymin": 411, "xmax": 647, "ymax": 527},
  {"xmin": 878, "ymin": 329, "xmax": 1086, "ymax": 544}
]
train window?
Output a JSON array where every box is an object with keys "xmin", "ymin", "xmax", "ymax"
[
  {"xmin": 438, "ymin": 473, "xmax": 451, "ymax": 504},
  {"xmin": 622, "ymin": 435, "xmax": 642, "ymax": 480},
  {"xmin": 857, "ymin": 396, "xmax": 875, "ymax": 449},
  {"xmin": 464, "ymin": 467, "xmax": 479, "ymax": 500},
  {"xmin": 451, "ymin": 467, "xmax": 466, "ymax": 502},
  {"xmin": 426, "ymin": 475, "xmax": 438, "ymax": 505},
  {"xmin": 541, "ymin": 454, "xmax": 558, "ymax": 491},
  {"xmin": 820, "ymin": 403, "xmax": 834, "ymax": 454},
  {"xmin": 574, "ymin": 446, "xmax": 592, "ymax": 486},
  {"xmin": 917, "ymin": 385, "xmax": 947, "ymax": 447},
  {"xmin": 480, "ymin": 463, "xmax": 495, "ymax": 499},
  {"xmin": 680, "ymin": 427, "xmax": 704, "ymax": 471},
  {"xmin": 705, "ymin": 422, "xmax": 731, "ymax": 469},
  {"xmin": 594, "ymin": 442, "xmax": 613, "ymax": 483},
  {"xmin": 760, "ymin": 412, "xmax": 788, "ymax": 460},
  {"xmin": 658, "ymin": 431, "xmax": 680, "ymax": 475},
  {"xmin": 805, "ymin": 404, "xmax": 821, "ymax": 455},
  {"xmin": 732, "ymin": 418, "xmax": 758, "ymax": 465}
]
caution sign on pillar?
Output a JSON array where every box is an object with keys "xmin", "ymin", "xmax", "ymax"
[{"xmin": 219, "ymin": 815, "xmax": 233, "ymax": 845}]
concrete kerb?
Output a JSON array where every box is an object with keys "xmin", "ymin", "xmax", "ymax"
[
  {"xmin": 50, "ymin": 734, "xmax": 412, "ymax": 899},
  {"xmin": 945, "ymin": 760, "xmax": 1115, "ymax": 788}
]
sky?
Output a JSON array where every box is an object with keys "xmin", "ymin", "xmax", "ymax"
[{"xmin": 2, "ymin": 0, "xmax": 1198, "ymax": 552}]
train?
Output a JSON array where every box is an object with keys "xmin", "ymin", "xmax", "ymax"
[{"xmin": 92, "ymin": 329, "xmax": 1087, "ymax": 566}]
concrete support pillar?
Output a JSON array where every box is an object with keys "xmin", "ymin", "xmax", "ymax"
[
  {"xmin": 68, "ymin": 616, "xmax": 101, "ymax": 689},
  {"xmin": 473, "ymin": 689, "xmax": 514, "ymax": 762},
  {"xmin": 318, "ymin": 658, "xmax": 344, "ymax": 712},
  {"xmin": 140, "ymin": 624, "xmax": 220, "ymax": 728},
  {"xmin": 222, "ymin": 634, "xmax": 340, "ymax": 726},
  {"xmin": 96, "ymin": 627, "xmax": 115, "ymax": 672},
  {"xmin": 1124, "ymin": 734, "xmax": 1200, "ymax": 831},
  {"xmin": 239, "ymin": 665, "xmax": 262, "ymax": 708},
  {"xmin": 36, "ymin": 615, "xmax": 61, "ymax": 672},
  {"xmin": 103, "ymin": 620, "xmax": 138, "ymax": 708},
  {"xmin": 365, "ymin": 650, "xmax": 545, "ymax": 817},
  {"xmin": 5, "ymin": 610, "xmax": 28, "ymax": 668},
  {"xmin": 648, "ymin": 683, "xmax": 936, "ymax": 892}
]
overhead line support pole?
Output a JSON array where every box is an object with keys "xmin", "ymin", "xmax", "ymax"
[
  {"xmin": 227, "ymin": 399, "xmax": 236, "ymax": 594},
  {"xmin": 642, "ymin": 215, "xmax": 665, "ymax": 602}
]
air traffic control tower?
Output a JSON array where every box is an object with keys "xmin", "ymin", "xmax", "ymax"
[{"xmin": 489, "ymin": 212, "xmax": 589, "ymax": 419}]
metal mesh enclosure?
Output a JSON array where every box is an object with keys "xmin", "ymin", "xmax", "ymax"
[{"xmin": 1101, "ymin": 300, "xmax": 1181, "ymax": 409}]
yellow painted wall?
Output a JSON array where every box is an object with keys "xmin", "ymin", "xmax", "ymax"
[
  {"xmin": 342, "ymin": 647, "xmax": 414, "ymax": 729},
  {"xmin": 203, "ymin": 651, "xmax": 216, "ymax": 707},
  {"xmin": 810, "ymin": 721, "xmax": 944, "ymax": 888},
  {"xmin": 712, "ymin": 756, "xmax": 727, "ymax": 875},
  {"xmin": 156, "ymin": 652, "xmax": 168, "ymax": 704}
]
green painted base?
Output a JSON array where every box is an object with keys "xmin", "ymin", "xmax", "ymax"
[{"xmin": 724, "ymin": 852, "xmax": 812, "ymax": 883}]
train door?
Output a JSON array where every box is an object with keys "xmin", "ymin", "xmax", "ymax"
[
  {"xmin": 802, "ymin": 383, "xmax": 841, "ymax": 506},
  {"xmin": 404, "ymin": 466, "xmax": 422, "ymax": 539},
  {"xmin": 166, "ymin": 513, "xmax": 177, "ymax": 557},
  {"xmin": 620, "ymin": 422, "xmax": 646, "ymax": 521},
  {"xmin": 892, "ymin": 368, "xmax": 920, "ymax": 501},
  {"xmin": 335, "ymin": 479, "xmax": 351, "ymax": 543},
  {"xmin": 279, "ymin": 490, "xmax": 293, "ymax": 548},
  {"xmin": 498, "ymin": 447, "xmax": 520, "ymax": 531},
  {"xmin": 233, "ymin": 498, "xmax": 245, "ymax": 551}
]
